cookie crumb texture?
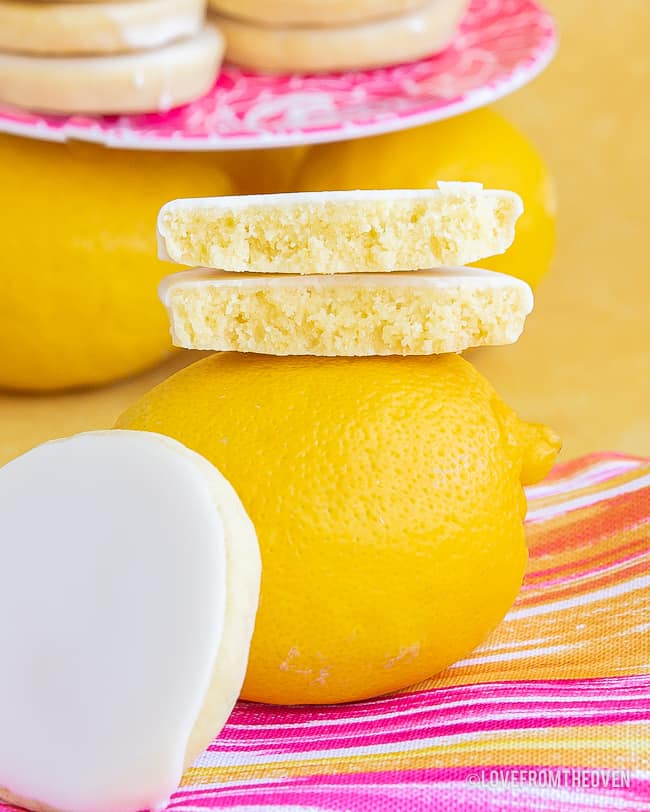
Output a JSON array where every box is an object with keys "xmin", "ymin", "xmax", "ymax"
[
  {"xmin": 158, "ymin": 187, "xmax": 523, "ymax": 274},
  {"xmin": 163, "ymin": 269, "xmax": 533, "ymax": 355}
]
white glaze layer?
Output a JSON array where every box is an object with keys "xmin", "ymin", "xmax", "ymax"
[
  {"xmin": 157, "ymin": 181, "xmax": 521, "ymax": 217},
  {"xmin": 116, "ymin": 13, "xmax": 203, "ymax": 50},
  {"xmin": 159, "ymin": 266, "xmax": 534, "ymax": 315}
]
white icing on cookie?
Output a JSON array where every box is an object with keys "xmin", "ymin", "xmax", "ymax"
[
  {"xmin": 112, "ymin": 14, "xmax": 202, "ymax": 51},
  {"xmin": 0, "ymin": 431, "xmax": 229, "ymax": 812},
  {"xmin": 157, "ymin": 182, "xmax": 515, "ymax": 219},
  {"xmin": 159, "ymin": 266, "xmax": 534, "ymax": 314}
]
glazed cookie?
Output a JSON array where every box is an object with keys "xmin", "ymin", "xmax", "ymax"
[
  {"xmin": 157, "ymin": 183, "xmax": 523, "ymax": 274},
  {"xmin": 0, "ymin": 430, "xmax": 260, "ymax": 812},
  {"xmin": 160, "ymin": 267, "xmax": 534, "ymax": 355},
  {"xmin": 210, "ymin": 0, "xmax": 468, "ymax": 73},
  {"xmin": 0, "ymin": 0, "xmax": 207, "ymax": 56},
  {"xmin": 0, "ymin": 25, "xmax": 224, "ymax": 114},
  {"xmin": 208, "ymin": 0, "xmax": 428, "ymax": 26}
]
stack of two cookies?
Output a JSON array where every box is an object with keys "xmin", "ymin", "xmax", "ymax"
[
  {"xmin": 0, "ymin": 0, "xmax": 224, "ymax": 114},
  {"xmin": 208, "ymin": 0, "xmax": 470, "ymax": 73},
  {"xmin": 157, "ymin": 182, "xmax": 533, "ymax": 358}
]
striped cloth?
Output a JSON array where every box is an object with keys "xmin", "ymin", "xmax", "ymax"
[{"xmin": 4, "ymin": 452, "xmax": 650, "ymax": 811}]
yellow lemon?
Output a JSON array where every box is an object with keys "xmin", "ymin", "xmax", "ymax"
[
  {"xmin": 294, "ymin": 108, "xmax": 556, "ymax": 288},
  {"xmin": 216, "ymin": 146, "xmax": 307, "ymax": 194},
  {"xmin": 0, "ymin": 135, "xmax": 232, "ymax": 392},
  {"xmin": 117, "ymin": 352, "xmax": 560, "ymax": 705}
]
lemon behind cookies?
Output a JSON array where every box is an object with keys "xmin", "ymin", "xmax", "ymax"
[
  {"xmin": 294, "ymin": 109, "xmax": 557, "ymax": 289},
  {"xmin": 0, "ymin": 135, "xmax": 233, "ymax": 392}
]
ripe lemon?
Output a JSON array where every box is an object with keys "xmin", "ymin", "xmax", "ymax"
[
  {"xmin": 294, "ymin": 108, "xmax": 556, "ymax": 288},
  {"xmin": 215, "ymin": 146, "xmax": 307, "ymax": 194},
  {"xmin": 0, "ymin": 135, "xmax": 232, "ymax": 392},
  {"xmin": 117, "ymin": 352, "xmax": 560, "ymax": 705}
]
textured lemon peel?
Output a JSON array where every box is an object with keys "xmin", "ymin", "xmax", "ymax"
[
  {"xmin": 489, "ymin": 396, "xmax": 561, "ymax": 491},
  {"xmin": 518, "ymin": 422, "xmax": 563, "ymax": 486}
]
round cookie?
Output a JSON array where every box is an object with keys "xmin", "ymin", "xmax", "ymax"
[
  {"xmin": 157, "ymin": 184, "xmax": 524, "ymax": 274},
  {"xmin": 0, "ymin": 430, "xmax": 260, "ymax": 812},
  {"xmin": 209, "ymin": 0, "xmax": 428, "ymax": 26},
  {"xmin": 0, "ymin": 0, "xmax": 207, "ymax": 56},
  {"xmin": 159, "ymin": 267, "xmax": 534, "ymax": 356},
  {"xmin": 212, "ymin": 0, "xmax": 469, "ymax": 74},
  {"xmin": 0, "ymin": 25, "xmax": 224, "ymax": 114}
]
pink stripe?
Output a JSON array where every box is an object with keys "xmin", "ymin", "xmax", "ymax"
[
  {"xmin": 215, "ymin": 695, "xmax": 650, "ymax": 751},
  {"xmin": 527, "ymin": 533, "xmax": 650, "ymax": 583},
  {"xmin": 226, "ymin": 674, "xmax": 650, "ymax": 729},
  {"xmin": 206, "ymin": 676, "xmax": 650, "ymax": 754},
  {"xmin": 540, "ymin": 452, "xmax": 649, "ymax": 484},
  {"xmin": 169, "ymin": 768, "xmax": 650, "ymax": 811},
  {"xmin": 520, "ymin": 544, "xmax": 650, "ymax": 590},
  {"xmin": 208, "ymin": 710, "xmax": 650, "ymax": 756},
  {"xmin": 527, "ymin": 458, "xmax": 648, "ymax": 499}
]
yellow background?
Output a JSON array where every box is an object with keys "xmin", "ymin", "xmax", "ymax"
[{"xmin": 0, "ymin": 0, "xmax": 648, "ymax": 466}]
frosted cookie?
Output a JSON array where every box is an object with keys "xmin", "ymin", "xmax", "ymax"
[
  {"xmin": 158, "ymin": 184, "xmax": 523, "ymax": 274},
  {"xmin": 210, "ymin": 0, "xmax": 468, "ymax": 73},
  {"xmin": 0, "ymin": 430, "xmax": 260, "ymax": 812},
  {"xmin": 160, "ymin": 267, "xmax": 533, "ymax": 355},
  {"xmin": 209, "ymin": 0, "xmax": 428, "ymax": 26},
  {"xmin": 0, "ymin": 0, "xmax": 206, "ymax": 56},
  {"xmin": 0, "ymin": 25, "xmax": 223, "ymax": 114}
]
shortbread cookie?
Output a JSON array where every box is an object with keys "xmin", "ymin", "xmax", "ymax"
[
  {"xmin": 0, "ymin": 0, "xmax": 206, "ymax": 56},
  {"xmin": 0, "ymin": 430, "xmax": 260, "ymax": 812},
  {"xmin": 0, "ymin": 25, "xmax": 223, "ymax": 114},
  {"xmin": 159, "ymin": 267, "xmax": 533, "ymax": 355},
  {"xmin": 211, "ymin": 0, "xmax": 468, "ymax": 73},
  {"xmin": 158, "ymin": 184, "xmax": 523, "ymax": 274},
  {"xmin": 209, "ymin": 0, "xmax": 427, "ymax": 26}
]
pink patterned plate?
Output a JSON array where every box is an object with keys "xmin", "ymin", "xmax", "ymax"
[{"xmin": 0, "ymin": 0, "xmax": 556, "ymax": 150}]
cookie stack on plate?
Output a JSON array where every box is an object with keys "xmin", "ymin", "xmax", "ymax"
[
  {"xmin": 156, "ymin": 182, "xmax": 533, "ymax": 357},
  {"xmin": 208, "ymin": 0, "xmax": 470, "ymax": 73},
  {"xmin": 0, "ymin": 0, "xmax": 224, "ymax": 114}
]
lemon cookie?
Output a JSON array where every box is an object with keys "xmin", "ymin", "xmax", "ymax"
[
  {"xmin": 158, "ymin": 184, "xmax": 523, "ymax": 274},
  {"xmin": 160, "ymin": 267, "xmax": 533, "ymax": 355},
  {"xmin": 209, "ymin": 0, "xmax": 428, "ymax": 26},
  {"xmin": 0, "ymin": 430, "xmax": 260, "ymax": 812},
  {"xmin": 211, "ymin": 0, "xmax": 468, "ymax": 73},
  {"xmin": 0, "ymin": 25, "xmax": 223, "ymax": 114},
  {"xmin": 0, "ymin": 0, "xmax": 206, "ymax": 56}
]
